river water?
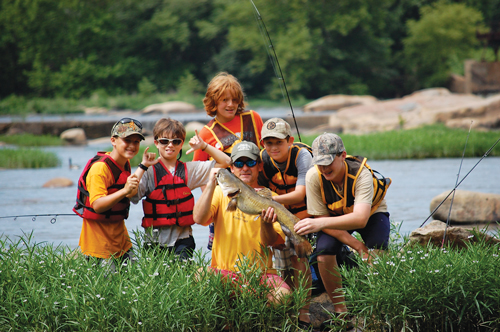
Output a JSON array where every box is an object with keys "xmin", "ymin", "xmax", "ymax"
[{"xmin": 1, "ymin": 142, "xmax": 499, "ymax": 253}]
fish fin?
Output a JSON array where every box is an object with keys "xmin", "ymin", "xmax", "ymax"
[
  {"xmin": 255, "ymin": 187, "xmax": 273, "ymax": 200},
  {"xmin": 280, "ymin": 224, "xmax": 293, "ymax": 239},
  {"xmin": 226, "ymin": 198, "xmax": 238, "ymax": 212},
  {"xmin": 295, "ymin": 240, "xmax": 313, "ymax": 258}
]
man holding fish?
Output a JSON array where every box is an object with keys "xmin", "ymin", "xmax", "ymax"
[
  {"xmin": 193, "ymin": 141, "xmax": 296, "ymax": 302},
  {"xmin": 294, "ymin": 133, "xmax": 391, "ymax": 326}
]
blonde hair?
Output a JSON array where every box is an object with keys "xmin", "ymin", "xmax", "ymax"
[
  {"xmin": 153, "ymin": 118, "xmax": 186, "ymax": 141},
  {"xmin": 203, "ymin": 72, "xmax": 247, "ymax": 117}
]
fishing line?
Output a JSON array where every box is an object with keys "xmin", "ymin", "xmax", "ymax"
[
  {"xmin": 441, "ymin": 121, "xmax": 472, "ymax": 247},
  {"xmin": 249, "ymin": 0, "xmax": 302, "ymax": 142},
  {"xmin": 0, "ymin": 213, "xmax": 77, "ymax": 224},
  {"xmin": 419, "ymin": 135, "xmax": 500, "ymax": 229}
]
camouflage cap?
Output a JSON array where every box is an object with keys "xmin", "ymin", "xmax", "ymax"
[
  {"xmin": 261, "ymin": 118, "xmax": 292, "ymax": 140},
  {"xmin": 311, "ymin": 133, "xmax": 345, "ymax": 166},
  {"xmin": 231, "ymin": 141, "xmax": 260, "ymax": 162},
  {"xmin": 111, "ymin": 118, "xmax": 145, "ymax": 140}
]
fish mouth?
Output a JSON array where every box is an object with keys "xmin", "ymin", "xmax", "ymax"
[{"xmin": 227, "ymin": 189, "xmax": 240, "ymax": 198}]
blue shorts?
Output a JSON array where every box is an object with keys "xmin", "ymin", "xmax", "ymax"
[{"xmin": 316, "ymin": 212, "xmax": 390, "ymax": 256}]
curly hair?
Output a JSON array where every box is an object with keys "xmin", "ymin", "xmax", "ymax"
[
  {"xmin": 153, "ymin": 118, "xmax": 186, "ymax": 141},
  {"xmin": 203, "ymin": 72, "xmax": 247, "ymax": 117}
]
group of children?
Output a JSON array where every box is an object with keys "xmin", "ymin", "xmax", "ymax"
[{"xmin": 74, "ymin": 72, "xmax": 391, "ymax": 330}]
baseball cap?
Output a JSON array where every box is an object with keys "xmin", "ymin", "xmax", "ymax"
[
  {"xmin": 261, "ymin": 118, "xmax": 292, "ymax": 140},
  {"xmin": 111, "ymin": 118, "xmax": 145, "ymax": 140},
  {"xmin": 311, "ymin": 133, "xmax": 345, "ymax": 166},
  {"xmin": 231, "ymin": 141, "xmax": 260, "ymax": 162}
]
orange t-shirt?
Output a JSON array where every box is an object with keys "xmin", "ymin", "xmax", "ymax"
[
  {"xmin": 79, "ymin": 158, "xmax": 132, "ymax": 259},
  {"xmin": 193, "ymin": 110, "xmax": 263, "ymax": 161}
]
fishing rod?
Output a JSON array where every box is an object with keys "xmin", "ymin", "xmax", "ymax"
[
  {"xmin": 0, "ymin": 213, "xmax": 77, "ymax": 224},
  {"xmin": 419, "ymin": 135, "xmax": 500, "ymax": 229},
  {"xmin": 249, "ymin": 0, "xmax": 302, "ymax": 142},
  {"xmin": 441, "ymin": 122, "xmax": 472, "ymax": 247}
]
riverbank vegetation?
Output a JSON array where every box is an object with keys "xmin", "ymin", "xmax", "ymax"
[
  {"xmin": 1, "ymin": 125, "xmax": 499, "ymax": 169},
  {"xmin": 1, "ymin": 0, "xmax": 498, "ymax": 109},
  {"xmin": 1, "ymin": 227, "xmax": 498, "ymax": 330}
]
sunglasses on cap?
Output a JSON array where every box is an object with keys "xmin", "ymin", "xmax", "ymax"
[
  {"xmin": 157, "ymin": 138, "xmax": 183, "ymax": 146},
  {"xmin": 119, "ymin": 118, "xmax": 143, "ymax": 129},
  {"xmin": 233, "ymin": 159, "xmax": 258, "ymax": 168}
]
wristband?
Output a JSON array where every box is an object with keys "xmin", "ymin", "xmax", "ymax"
[
  {"xmin": 138, "ymin": 163, "xmax": 148, "ymax": 171},
  {"xmin": 202, "ymin": 143, "xmax": 208, "ymax": 151}
]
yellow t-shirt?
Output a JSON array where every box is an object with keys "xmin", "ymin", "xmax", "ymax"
[
  {"xmin": 209, "ymin": 186, "xmax": 285, "ymax": 274},
  {"xmin": 79, "ymin": 157, "xmax": 132, "ymax": 259}
]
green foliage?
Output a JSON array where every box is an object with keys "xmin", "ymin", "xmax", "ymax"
[
  {"xmin": 403, "ymin": 2, "xmax": 485, "ymax": 89},
  {"xmin": 0, "ymin": 134, "xmax": 63, "ymax": 147},
  {"xmin": 342, "ymin": 233, "xmax": 500, "ymax": 330},
  {"xmin": 137, "ymin": 77, "xmax": 158, "ymax": 97},
  {"xmin": 299, "ymin": 124, "xmax": 500, "ymax": 160},
  {"xmin": 0, "ymin": 148, "xmax": 59, "ymax": 168},
  {"xmin": 0, "ymin": 233, "xmax": 305, "ymax": 331}
]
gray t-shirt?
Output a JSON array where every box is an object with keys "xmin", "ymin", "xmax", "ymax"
[
  {"xmin": 258, "ymin": 147, "xmax": 312, "ymax": 187},
  {"xmin": 131, "ymin": 159, "xmax": 216, "ymax": 247}
]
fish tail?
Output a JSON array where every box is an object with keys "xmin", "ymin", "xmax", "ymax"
[{"xmin": 295, "ymin": 240, "xmax": 313, "ymax": 258}]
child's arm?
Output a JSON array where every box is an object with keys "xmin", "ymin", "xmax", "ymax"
[
  {"xmin": 186, "ymin": 130, "xmax": 231, "ymax": 168},
  {"xmin": 92, "ymin": 174, "xmax": 139, "ymax": 213},
  {"xmin": 128, "ymin": 147, "xmax": 159, "ymax": 198},
  {"xmin": 272, "ymin": 185, "xmax": 306, "ymax": 205}
]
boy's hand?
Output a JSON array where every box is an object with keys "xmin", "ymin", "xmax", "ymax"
[
  {"xmin": 124, "ymin": 174, "xmax": 139, "ymax": 194},
  {"xmin": 141, "ymin": 147, "xmax": 159, "ymax": 167},
  {"xmin": 261, "ymin": 207, "xmax": 278, "ymax": 224},
  {"xmin": 186, "ymin": 130, "xmax": 207, "ymax": 155}
]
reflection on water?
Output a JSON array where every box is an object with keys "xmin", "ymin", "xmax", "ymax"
[{"xmin": 1, "ymin": 143, "xmax": 499, "ymax": 253}]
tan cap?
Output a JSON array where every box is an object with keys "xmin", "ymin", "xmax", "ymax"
[
  {"xmin": 261, "ymin": 118, "xmax": 292, "ymax": 140},
  {"xmin": 311, "ymin": 133, "xmax": 345, "ymax": 166},
  {"xmin": 231, "ymin": 141, "xmax": 260, "ymax": 161},
  {"xmin": 111, "ymin": 118, "xmax": 145, "ymax": 140}
]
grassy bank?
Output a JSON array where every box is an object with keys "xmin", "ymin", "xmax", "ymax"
[
  {"xmin": 0, "ymin": 148, "xmax": 59, "ymax": 169},
  {"xmin": 342, "ymin": 230, "xmax": 500, "ymax": 331},
  {"xmin": 0, "ymin": 233, "xmax": 306, "ymax": 331}
]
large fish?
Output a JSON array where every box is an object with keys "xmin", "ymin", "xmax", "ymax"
[{"xmin": 216, "ymin": 168, "xmax": 313, "ymax": 258}]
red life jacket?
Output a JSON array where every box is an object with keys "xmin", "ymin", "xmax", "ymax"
[
  {"xmin": 141, "ymin": 160, "xmax": 194, "ymax": 228},
  {"xmin": 73, "ymin": 152, "xmax": 131, "ymax": 222},
  {"xmin": 204, "ymin": 110, "xmax": 262, "ymax": 156}
]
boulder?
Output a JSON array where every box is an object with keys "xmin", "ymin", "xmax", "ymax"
[
  {"xmin": 60, "ymin": 128, "xmax": 87, "ymax": 146},
  {"xmin": 185, "ymin": 121, "xmax": 206, "ymax": 133},
  {"xmin": 43, "ymin": 177, "xmax": 74, "ymax": 188},
  {"xmin": 324, "ymin": 88, "xmax": 500, "ymax": 134},
  {"xmin": 408, "ymin": 220, "xmax": 500, "ymax": 249},
  {"xmin": 83, "ymin": 107, "xmax": 108, "ymax": 114},
  {"xmin": 303, "ymin": 95, "xmax": 377, "ymax": 113},
  {"xmin": 142, "ymin": 101, "xmax": 197, "ymax": 114},
  {"xmin": 430, "ymin": 190, "xmax": 500, "ymax": 224}
]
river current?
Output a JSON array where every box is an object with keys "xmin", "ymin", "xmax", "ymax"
[{"xmin": 1, "ymin": 142, "xmax": 499, "ymax": 253}]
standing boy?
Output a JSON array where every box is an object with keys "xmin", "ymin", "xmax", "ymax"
[
  {"xmin": 130, "ymin": 118, "xmax": 231, "ymax": 259},
  {"xmin": 74, "ymin": 118, "xmax": 144, "ymax": 266},
  {"xmin": 258, "ymin": 118, "xmax": 313, "ymax": 327}
]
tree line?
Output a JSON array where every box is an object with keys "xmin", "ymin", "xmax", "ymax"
[{"xmin": 1, "ymin": 0, "xmax": 498, "ymax": 101}]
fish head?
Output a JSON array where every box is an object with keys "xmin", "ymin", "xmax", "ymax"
[{"xmin": 216, "ymin": 168, "xmax": 241, "ymax": 198}]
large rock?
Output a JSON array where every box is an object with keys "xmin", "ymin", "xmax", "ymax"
[
  {"xmin": 319, "ymin": 88, "xmax": 500, "ymax": 134},
  {"xmin": 303, "ymin": 95, "xmax": 378, "ymax": 113},
  {"xmin": 60, "ymin": 128, "xmax": 87, "ymax": 146},
  {"xmin": 43, "ymin": 177, "xmax": 74, "ymax": 188},
  {"xmin": 408, "ymin": 220, "xmax": 500, "ymax": 249},
  {"xmin": 430, "ymin": 190, "xmax": 500, "ymax": 224},
  {"xmin": 142, "ymin": 101, "xmax": 197, "ymax": 114}
]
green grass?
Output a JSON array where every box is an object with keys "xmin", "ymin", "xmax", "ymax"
[
  {"xmin": 0, "ymin": 134, "xmax": 63, "ymax": 147},
  {"xmin": 0, "ymin": 148, "xmax": 59, "ymax": 168},
  {"xmin": 0, "ymin": 232, "xmax": 307, "ymax": 331},
  {"xmin": 299, "ymin": 124, "xmax": 500, "ymax": 160},
  {"xmin": 341, "ymin": 227, "xmax": 500, "ymax": 331}
]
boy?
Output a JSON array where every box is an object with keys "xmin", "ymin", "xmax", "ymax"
[
  {"xmin": 130, "ymin": 118, "xmax": 231, "ymax": 259},
  {"xmin": 193, "ymin": 72, "xmax": 264, "ymax": 250},
  {"xmin": 258, "ymin": 117, "xmax": 313, "ymax": 327},
  {"xmin": 74, "ymin": 117, "xmax": 144, "ymax": 267}
]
